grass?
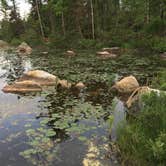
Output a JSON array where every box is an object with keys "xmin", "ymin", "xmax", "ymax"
[{"xmin": 116, "ymin": 92, "xmax": 166, "ymax": 166}]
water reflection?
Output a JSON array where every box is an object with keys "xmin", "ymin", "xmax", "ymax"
[{"xmin": 0, "ymin": 51, "xmax": 112, "ymax": 166}]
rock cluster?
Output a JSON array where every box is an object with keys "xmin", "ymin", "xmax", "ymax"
[
  {"xmin": 2, "ymin": 70, "xmax": 58, "ymax": 93},
  {"xmin": 2, "ymin": 70, "xmax": 85, "ymax": 94},
  {"xmin": 111, "ymin": 75, "xmax": 163, "ymax": 112}
]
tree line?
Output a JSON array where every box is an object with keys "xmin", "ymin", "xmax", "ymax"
[{"xmin": 0, "ymin": 0, "xmax": 165, "ymax": 51}]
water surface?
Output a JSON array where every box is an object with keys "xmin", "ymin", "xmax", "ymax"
[{"xmin": 0, "ymin": 50, "xmax": 165, "ymax": 166}]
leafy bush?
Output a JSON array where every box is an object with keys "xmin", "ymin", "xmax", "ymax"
[
  {"xmin": 10, "ymin": 38, "xmax": 22, "ymax": 46},
  {"xmin": 145, "ymin": 18, "xmax": 166, "ymax": 35},
  {"xmin": 151, "ymin": 37, "xmax": 166, "ymax": 53},
  {"xmin": 77, "ymin": 39, "xmax": 104, "ymax": 49},
  {"xmin": 20, "ymin": 28, "xmax": 42, "ymax": 46},
  {"xmin": 116, "ymin": 93, "xmax": 166, "ymax": 166},
  {"xmin": 152, "ymin": 71, "xmax": 166, "ymax": 90},
  {"xmin": 160, "ymin": 83, "xmax": 166, "ymax": 91}
]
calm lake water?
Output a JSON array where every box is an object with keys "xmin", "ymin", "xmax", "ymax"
[{"xmin": 0, "ymin": 50, "xmax": 165, "ymax": 166}]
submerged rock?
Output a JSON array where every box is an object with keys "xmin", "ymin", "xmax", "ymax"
[
  {"xmin": 0, "ymin": 40, "xmax": 9, "ymax": 50},
  {"xmin": 2, "ymin": 80, "xmax": 42, "ymax": 93},
  {"xmin": 111, "ymin": 75, "xmax": 139, "ymax": 94},
  {"xmin": 17, "ymin": 42, "xmax": 32, "ymax": 55},
  {"xmin": 96, "ymin": 51, "xmax": 117, "ymax": 59}
]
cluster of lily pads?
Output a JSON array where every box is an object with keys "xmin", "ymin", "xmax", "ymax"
[{"xmin": 18, "ymin": 50, "xmax": 165, "ymax": 165}]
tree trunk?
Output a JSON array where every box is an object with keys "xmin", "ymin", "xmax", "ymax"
[
  {"xmin": 49, "ymin": 8, "xmax": 56, "ymax": 35},
  {"xmin": 61, "ymin": 12, "xmax": 66, "ymax": 36},
  {"xmin": 145, "ymin": 0, "xmax": 150, "ymax": 24},
  {"xmin": 35, "ymin": 0, "xmax": 45, "ymax": 38},
  {"xmin": 90, "ymin": 0, "xmax": 95, "ymax": 39}
]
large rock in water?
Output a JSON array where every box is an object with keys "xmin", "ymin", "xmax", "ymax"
[
  {"xmin": 17, "ymin": 42, "xmax": 32, "ymax": 55},
  {"xmin": 2, "ymin": 70, "xmax": 59, "ymax": 93},
  {"xmin": 19, "ymin": 70, "xmax": 59, "ymax": 86},
  {"xmin": 111, "ymin": 75, "xmax": 139, "ymax": 93},
  {"xmin": 2, "ymin": 81, "xmax": 42, "ymax": 93},
  {"xmin": 0, "ymin": 40, "xmax": 9, "ymax": 50}
]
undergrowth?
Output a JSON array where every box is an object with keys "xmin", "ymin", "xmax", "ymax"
[{"xmin": 117, "ymin": 92, "xmax": 166, "ymax": 166}]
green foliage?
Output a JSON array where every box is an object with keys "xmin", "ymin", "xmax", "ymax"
[
  {"xmin": 78, "ymin": 39, "xmax": 103, "ymax": 49},
  {"xmin": 0, "ymin": 0, "xmax": 165, "ymax": 52},
  {"xmin": 20, "ymin": 127, "xmax": 57, "ymax": 165},
  {"xmin": 116, "ymin": 93, "xmax": 166, "ymax": 165},
  {"xmin": 20, "ymin": 28, "xmax": 42, "ymax": 46},
  {"xmin": 145, "ymin": 19, "xmax": 166, "ymax": 35},
  {"xmin": 160, "ymin": 83, "xmax": 166, "ymax": 91},
  {"xmin": 10, "ymin": 38, "xmax": 21, "ymax": 46},
  {"xmin": 151, "ymin": 37, "xmax": 166, "ymax": 53},
  {"xmin": 0, "ymin": 20, "xmax": 14, "ymax": 42},
  {"xmin": 152, "ymin": 71, "xmax": 166, "ymax": 90}
]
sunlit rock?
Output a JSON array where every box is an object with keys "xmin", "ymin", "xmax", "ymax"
[
  {"xmin": 58, "ymin": 79, "xmax": 72, "ymax": 89},
  {"xmin": 111, "ymin": 75, "xmax": 139, "ymax": 93},
  {"xmin": 126, "ymin": 86, "xmax": 161, "ymax": 109},
  {"xmin": 0, "ymin": 40, "xmax": 9, "ymax": 50},
  {"xmin": 25, "ymin": 70, "xmax": 57, "ymax": 81},
  {"xmin": 19, "ymin": 70, "xmax": 59, "ymax": 86},
  {"xmin": 65, "ymin": 50, "xmax": 76, "ymax": 56},
  {"xmin": 75, "ymin": 82, "xmax": 86, "ymax": 89},
  {"xmin": 96, "ymin": 51, "xmax": 117, "ymax": 59},
  {"xmin": 2, "ymin": 80, "xmax": 42, "ymax": 93},
  {"xmin": 102, "ymin": 47, "xmax": 121, "ymax": 55},
  {"xmin": 41, "ymin": 51, "xmax": 48, "ymax": 55},
  {"xmin": 2, "ymin": 70, "xmax": 59, "ymax": 93},
  {"xmin": 17, "ymin": 42, "xmax": 32, "ymax": 55}
]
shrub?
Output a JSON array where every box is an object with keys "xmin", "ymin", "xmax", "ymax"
[
  {"xmin": 151, "ymin": 37, "xmax": 166, "ymax": 53},
  {"xmin": 145, "ymin": 18, "xmax": 166, "ymax": 35},
  {"xmin": 152, "ymin": 71, "xmax": 166, "ymax": 90},
  {"xmin": 20, "ymin": 28, "xmax": 42, "ymax": 46},
  {"xmin": 10, "ymin": 38, "xmax": 22, "ymax": 46},
  {"xmin": 77, "ymin": 39, "xmax": 104, "ymax": 49},
  {"xmin": 116, "ymin": 93, "xmax": 166, "ymax": 166}
]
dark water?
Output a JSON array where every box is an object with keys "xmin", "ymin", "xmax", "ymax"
[
  {"xmin": 0, "ymin": 50, "xmax": 165, "ymax": 166},
  {"xmin": 0, "ymin": 51, "xmax": 113, "ymax": 166}
]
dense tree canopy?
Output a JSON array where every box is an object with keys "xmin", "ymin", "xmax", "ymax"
[{"xmin": 0, "ymin": 0, "xmax": 165, "ymax": 51}]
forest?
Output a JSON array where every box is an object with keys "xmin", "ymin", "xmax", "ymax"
[
  {"xmin": 0, "ymin": 0, "xmax": 166, "ymax": 166},
  {"xmin": 0, "ymin": 0, "xmax": 166, "ymax": 51}
]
